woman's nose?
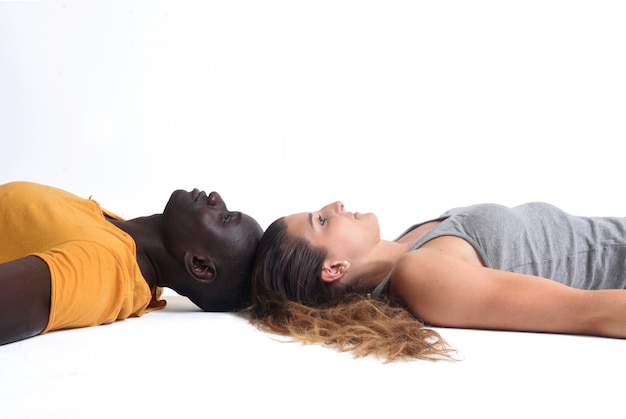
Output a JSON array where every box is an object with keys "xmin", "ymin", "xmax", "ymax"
[
  {"xmin": 330, "ymin": 201, "xmax": 344, "ymax": 214},
  {"xmin": 320, "ymin": 201, "xmax": 343, "ymax": 214},
  {"xmin": 320, "ymin": 201, "xmax": 344, "ymax": 217}
]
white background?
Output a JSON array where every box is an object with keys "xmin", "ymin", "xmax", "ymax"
[
  {"xmin": 1, "ymin": 2, "xmax": 626, "ymax": 418},
  {"xmin": 2, "ymin": 0, "xmax": 625, "ymax": 239}
]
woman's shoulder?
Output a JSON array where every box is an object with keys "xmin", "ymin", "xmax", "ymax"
[
  {"xmin": 389, "ymin": 249, "xmax": 470, "ymax": 323},
  {"xmin": 391, "ymin": 248, "xmax": 446, "ymax": 290},
  {"xmin": 391, "ymin": 239, "xmax": 487, "ymax": 291}
]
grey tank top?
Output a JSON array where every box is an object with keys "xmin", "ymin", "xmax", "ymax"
[{"xmin": 372, "ymin": 202, "xmax": 626, "ymax": 297}]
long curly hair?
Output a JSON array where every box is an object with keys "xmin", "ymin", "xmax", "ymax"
[{"xmin": 246, "ymin": 217, "xmax": 455, "ymax": 362}]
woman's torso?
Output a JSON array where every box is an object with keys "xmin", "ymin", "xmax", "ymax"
[{"xmin": 395, "ymin": 202, "xmax": 626, "ymax": 290}]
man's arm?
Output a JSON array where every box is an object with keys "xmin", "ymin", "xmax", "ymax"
[{"xmin": 0, "ymin": 256, "xmax": 51, "ymax": 345}]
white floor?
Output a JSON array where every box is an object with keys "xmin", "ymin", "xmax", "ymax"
[{"xmin": 2, "ymin": 291, "xmax": 625, "ymax": 418}]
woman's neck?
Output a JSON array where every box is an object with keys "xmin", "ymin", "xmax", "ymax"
[
  {"xmin": 357, "ymin": 221, "xmax": 442, "ymax": 290},
  {"xmin": 352, "ymin": 240, "xmax": 414, "ymax": 290}
]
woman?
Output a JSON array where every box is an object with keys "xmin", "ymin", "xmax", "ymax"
[
  {"xmin": 248, "ymin": 200, "xmax": 626, "ymax": 362},
  {"xmin": 0, "ymin": 181, "xmax": 263, "ymax": 346}
]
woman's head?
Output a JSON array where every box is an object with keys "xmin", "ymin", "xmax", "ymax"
[
  {"xmin": 251, "ymin": 201, "xmax": 381, "ymax": 307},
  {"xmin": 248, "ymin": 201, "xmax": 454, "ymax": 362},
  {"xmin": 251, "ymin": 216, "xmax": 334, "ymax": 307}
]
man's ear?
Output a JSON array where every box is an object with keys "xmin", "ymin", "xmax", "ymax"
[
  {"xmin": 184, "ymin": 252, "xmax": 217, "ymax": 283},
  {"xmin": 320, "ymin": 260, "xmax": 350, "ymax": 283}
]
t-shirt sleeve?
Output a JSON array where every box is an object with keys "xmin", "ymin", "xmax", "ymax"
[{"xmin": 36, "ymin": 240, "xmax": 151, "ymax": 333}]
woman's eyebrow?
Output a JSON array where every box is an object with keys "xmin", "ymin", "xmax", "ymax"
[{"xmin": 308, "ymin": 213, "xmax": 313, "ymax": 228}]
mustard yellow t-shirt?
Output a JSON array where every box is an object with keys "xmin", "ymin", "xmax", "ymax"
[{"xmin": 0, "ymin": 181, "xmax": 156, "ymax": 333}]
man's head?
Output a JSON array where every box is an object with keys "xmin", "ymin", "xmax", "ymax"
[{"xmin": 161, "ymin": 188, "xmax": 263, "ymax": 311}]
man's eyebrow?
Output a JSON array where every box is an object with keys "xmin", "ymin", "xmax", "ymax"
[{"xmin": 308, "ymin": 213, "xmax": 313, "ymax": 228}]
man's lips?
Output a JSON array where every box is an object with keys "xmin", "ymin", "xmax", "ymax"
[{"xmin": 191, "ymin": 188, "xmax": 207, "ymax": 202}]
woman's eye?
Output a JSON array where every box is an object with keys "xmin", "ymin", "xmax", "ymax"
[
  {"xmin": 318, "ymin": 214, "xmax": 326, "ymax": 226},
  {"xmin": 223, "ymin": 213, "xmax": 232, "ymax": 224}
]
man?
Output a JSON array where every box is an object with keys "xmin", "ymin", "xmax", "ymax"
[{"xmin": 0, "ymin": 182, "xmax": 263, "ymax": 345}]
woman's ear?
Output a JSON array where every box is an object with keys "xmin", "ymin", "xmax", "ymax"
[
  {"xmin": 320, "ymin": 260, "xmax": 350, "ymax": 283},
  {"xmin": 184, "ymin": 252, "xmax": 217, "ymax": 283}
]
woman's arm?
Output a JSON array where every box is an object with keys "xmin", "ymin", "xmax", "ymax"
[
  {"xmin": 391, "ymin": 248, "xmax": 626, "ymax": 338},
  {"xmin": 0, "ymin": 256, "xmax": 51, "ymax": 345}
]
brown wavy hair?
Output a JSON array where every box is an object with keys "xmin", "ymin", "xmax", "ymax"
[{"xmin": 246, "ymin": 217, "xmax": 455, "ymax": 362}]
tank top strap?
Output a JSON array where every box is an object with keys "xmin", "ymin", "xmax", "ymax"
[{"xmin": 370, "ymin": 215, "xmax": 448, "ymax": 299}]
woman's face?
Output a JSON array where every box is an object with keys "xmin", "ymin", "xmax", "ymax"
[{"xmin": 284, "ymin": 201, "xmax": 380, "ymax": 265}]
